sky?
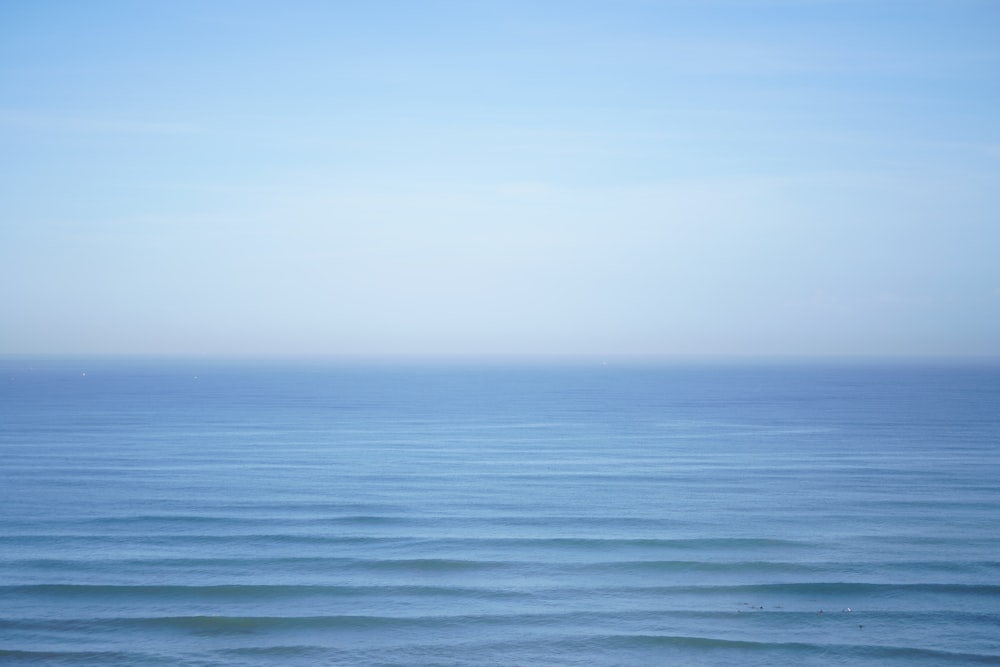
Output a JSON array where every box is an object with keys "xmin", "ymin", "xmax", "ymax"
[{"xmin": 1, "ymin": 0, "xmax": 998, "ymax": 357}]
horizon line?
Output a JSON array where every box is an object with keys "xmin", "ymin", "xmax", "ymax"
[{"xmin": 3, "ymin": 351, "xmax": 999, "ymax": 365}]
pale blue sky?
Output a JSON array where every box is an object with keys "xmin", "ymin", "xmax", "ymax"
[{"xmin": 2, "ymin": 0, "xmax": 998, "ymax": 356}]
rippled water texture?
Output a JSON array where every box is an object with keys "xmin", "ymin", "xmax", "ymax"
[{"xmin": 2, "ymin": 358, "xmax": 999, "ymax": 665}]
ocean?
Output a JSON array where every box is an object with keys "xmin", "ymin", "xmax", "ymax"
[{"xmin": 1, "ymin": 357, "xmax": 998, "ymax": 666}]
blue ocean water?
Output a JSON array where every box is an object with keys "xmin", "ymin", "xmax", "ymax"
[{"xmin": 1, "ymin": 357, "xmax": 998, "ymax": 666}]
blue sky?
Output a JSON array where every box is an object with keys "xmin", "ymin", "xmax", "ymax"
[{"xmin": 2, "ymin": 0, "xmax": 998, "ymax": 356}]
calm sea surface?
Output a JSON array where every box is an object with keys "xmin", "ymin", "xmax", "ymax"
[{"xmin": 1, "ymin": 358, "xmax": 998, "ymax": 666}]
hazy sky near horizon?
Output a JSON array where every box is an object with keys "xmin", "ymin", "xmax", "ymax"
[{"xmin": 2, "ymin": 0, "xmax": 998, "ymax": 356}]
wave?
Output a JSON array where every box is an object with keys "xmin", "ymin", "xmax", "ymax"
[
  {"xmin": 6, "ymin": 581, "xmax": 999, "ymax": 613},
  {"xmin": 73, "ymin": 513, "xmax": 416, "ymax": 527},
  {"xmin": 2, "ymin": 630, "xmax": 998, "ymax": 667},
  {"xmin": 0, "ymin": 533, "xmax": 811, "ymax": 547},
  {"xmin": 0, "ymin": 533, "xmax": 395, "ymax": 546},
  {"xmin": 1, "ymin": 614, "xmax": 529, "ymax": 635},
  {"xmin": 599, "ymin": 634, "xmax": 1000, "ymax": 663},
  {"xmin": 580, "ymin": 559, "xmax": 825, "ymax": 574},
  {"xmin": 6, "ymin": 606, "xmax": 998, "ymax": 629},
  {"xmin": 3, "ymin": 555, "xmax": 510, "ymax": 571},
  {"xmin": 607, "ymin": 581, "xmax": 1000, "ymax": 597},
  {"xmin": 0, "ymin": 582, "xmax": 527, "ymax": 600},
  {"xmin": 212, "ymin": 644, "xmax": 343, "ymax": 660},
  {"xmin": 10, "ymin": 554, "xmax": 997, "ymax": 578},
  {"xmin": 0, "ymin": 650, "xmax": 151, "ymax": 664},
  {"xmin": 494, "ymin": 536, "xmax": 813, "ymax": 550}
]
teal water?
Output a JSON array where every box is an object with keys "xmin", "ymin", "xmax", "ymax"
[{"xmin": 2, "ymin": 358, "xmax": 999, "ymax": 665}]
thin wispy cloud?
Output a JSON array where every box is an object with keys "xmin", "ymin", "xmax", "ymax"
[{"xmin": 0, "ymin": 110, "xmax": 206, "ymax": 135}]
